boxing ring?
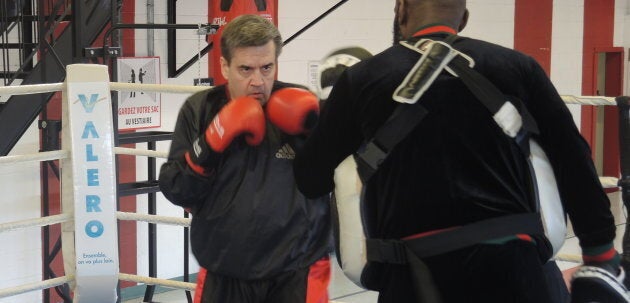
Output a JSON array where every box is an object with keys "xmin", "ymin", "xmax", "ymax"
[
  {"xmin": 0, "ymin": 64, "xmax": 205, "ymax": 302},
  {"xmin": 0, "ymin": 63, "xmax": 628, "ymax": 301}
]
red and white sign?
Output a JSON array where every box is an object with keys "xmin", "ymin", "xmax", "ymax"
[{"xmin": 116, "ymin": 57, "xmax": 161, "ymax": 130}]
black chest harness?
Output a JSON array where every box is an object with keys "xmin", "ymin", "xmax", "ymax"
[{"xmin": 331, "ymin": 36, "xmax": 566, "ymax": 302}]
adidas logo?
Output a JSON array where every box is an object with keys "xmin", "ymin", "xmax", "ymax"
[
  {"xmin": 275, "ymin": 143, "xmax": 295, "ymax": 159},
  {"xmin": 192, "ymin": 138, "xmax": 203, "ymax": 157}
]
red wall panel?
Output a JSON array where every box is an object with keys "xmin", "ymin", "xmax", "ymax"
[{"xmin": 514, "ymin": 0, "xmax": 553, "ymax": 75}]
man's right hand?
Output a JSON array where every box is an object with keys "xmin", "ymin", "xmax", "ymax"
[{"xmin": 185, "ymin": 96, "xmax": 265, "ymax": 175}]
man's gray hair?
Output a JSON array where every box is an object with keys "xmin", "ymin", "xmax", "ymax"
[{"xmin": 220, "ymin": 14, "xmax": 283, "ymax": 63}]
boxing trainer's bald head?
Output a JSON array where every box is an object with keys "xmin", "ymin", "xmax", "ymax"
[{"xmin": 394, "ymin": 0, "xmax": 468, "ymax": 40}]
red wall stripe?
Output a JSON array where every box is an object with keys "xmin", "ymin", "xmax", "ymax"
[
  {"xmin": 602, "ymin": 49, "xmax": 623, "ymax": 181},
  {"xmin": 514, "ymin": 0, "xmax": 553, "ymax": 75},
  {"xmin": 118, "ymin": 0, "xmax": 138, "ymax": 289}
]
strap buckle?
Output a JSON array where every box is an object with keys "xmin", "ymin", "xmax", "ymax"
[
  {"xmin": 356, "ymin": 140, "xmax": 387, "ymax": 171},
  {"xmin": 366, "ymin": 239, "xmax": 408, "ymax": 265}
]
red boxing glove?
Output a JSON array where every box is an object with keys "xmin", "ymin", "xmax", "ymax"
[
  {"xmin": 185, "ymin": 96, "xmax": 264, "ymax": 176},
  {"xmin": 266, "ymin": 88, "xmax": 320, "ymax": 135},
  {"xmin": 206, "ymin": 96, "xmax": 266, "ymax": 152}
]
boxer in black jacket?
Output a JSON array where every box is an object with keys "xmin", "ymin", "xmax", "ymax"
[
  {"xmin": 159, "ymin": 14, "xmax": 330, "ymax": 303},
  {"xmin": 294, "ymin": 0, "xmax": 625, "ymax": 302}
]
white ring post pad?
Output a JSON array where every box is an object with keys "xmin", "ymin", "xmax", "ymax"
[{"xmin": 61, "ymin": 64, "xmax": 120, "ymax": 302}]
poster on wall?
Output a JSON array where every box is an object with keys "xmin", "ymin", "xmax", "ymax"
[{"xmin": 116, "ymin": 57, "xmax": 161, "ymax": 130}]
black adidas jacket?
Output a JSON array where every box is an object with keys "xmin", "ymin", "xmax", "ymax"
[
  {"xmin": 294, "ymin": 34, "xmax": 615, "ymax": 252},
  {"xmin": 159, "ymin": 82, "xmax": 331, "ymax": 280}
]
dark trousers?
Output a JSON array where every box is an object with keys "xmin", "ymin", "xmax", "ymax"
[
  {"xmin": 378, "ymin": 240, "xmax": 568, "ymax": 303},
  {"xmin": 200, "ymin": 267, "xmax": 309, "ymax": 303}
]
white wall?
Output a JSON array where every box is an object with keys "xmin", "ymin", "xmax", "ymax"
[
  {"xmin": 277, "ymin": 1, "xmax": 519, "ymax": 90},
  {"xmin": 278, "ymin": 0, "xmax": 395, "ymax": 89},
  {"xmin": 465, "ymin": 0, "xmax": 515, "ymax": 48},
  {"xmin": 2, "ymin": 0, "xmax": 630, "ymax": 301},
  {"xmin": 0, "ymin": 121, "xmax": 43, "ymax": 303},
  {"xmin": 551, "ymin": 0, "xmax": 585, "ymax": 126}
]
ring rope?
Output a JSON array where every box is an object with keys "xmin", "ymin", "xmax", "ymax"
[
  {"xmin": 0, "ymin": 275, "xmax": 74, "ymax": 299},
  {"xmin": 114, "ymin": 147, "xmax": 168, "ymax": 159},
  {"xmin": 600, "ymin": 176, "xmax": 620, "ymax": 189},
  {"xmin": 111, "ymin": 148, "xmax": 622, "ymax": 188},
  {"xmin": 117, "ymin": 212, "xmax": 191, "ymax": 227},
  {"xmin": 0, "ymin": 213, "xmax": 72, "ymax": 233},
  {"xmin": 0, "ymin": 83, "xmax": 64, "ymax": 97},
  {"xmin": 109, "ymin": 82, "xmax": 209, "ymax": 94},
  {"xmin": 561, "ymin": 95, "xmax": 616, "ymax": 106},
  {"xmin": 118, "ymin": 273, "xmax": 196, "ymax": 291},
  {"xmin": 0, "ymin": 150, "xmax": 69, "ymax": 164},
  {"xmin": 0, "ymin": 212, "xmax": 189, "ymax": 233},
  {"xmin": 554, "ymin": 253, "xmax": 583, "ymax": 264},
  {"xmin": 0, "ymin": 82, "xmax": 618, "ymax": 107}
]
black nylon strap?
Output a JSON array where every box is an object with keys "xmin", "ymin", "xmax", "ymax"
[
  {"xmin": 356, "ymin": 103, "xmax": 428, "ymax": 180},
  {"xmin": 357, "ymin": 36, "xmax": 540, "ymax": 182},
  {"xmin": 221, "ymin": 0, "xmax": 266, "ymax": 11},
  {"xmin": 449, "ymin": 55, "xmax": 539, "ymax": 135},
  {"xmin": 374, "ymin": 103, "xmax": 429, "ymax": 151},
  {"xmin": 406, "ymin": 247, "xmax": 444, "ymax": 303},
  {"xmin": 220, "ymin": 0, "xmax": 233, "ymax": 11},
  {"xmin": 449, "ymin": 56, "xmax": 505, "ymax": 113},
  {"xmin": 254, "ymin": 0, "xmax": 267, "ymax": 11},
  {"xmin": 366, "ymin": 213, "xmax": 544, "ymax": 263},
  {"xmin": 360, "ymin": 37, "xmax": 547, "ymax": 266}
]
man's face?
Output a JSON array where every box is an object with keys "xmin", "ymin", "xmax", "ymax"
[{"xmin": 221, "ymin": 40, "xmax": 277, "ymax": 105}]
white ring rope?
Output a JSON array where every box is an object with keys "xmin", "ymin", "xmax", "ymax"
[
  {"xmin": 114, "ymin": 147, "xmax": 168, "ymax": 159},
  {"xmin": 109, "ymin": 82, "xmax": 617, "ymax": 105},
  {"xmin": 0, "ymin": 275, "xmax": 74, "ymax": 299},
  {"xmin": 115, "ymin": 146, "xmax": 627, "ymax": 190},
  {"xmin": 117, "ymin": 212, "xmax": 191, "ymax": 227},
  {"xmin": 561, "ymin": 95, "xmax": 617, "ymax": 106},
  {"xmin": 1, "ymin": 82, "xmax": 208, "ymax": 100},
  {"xmin": 0, "ymin": 83, "xmax": 64, "ymax": 97},
  {"xmin": 555, "ymin": 253, "xmax": 583, "ymax": 264},
  {"xmin": 118, "ymin": 273, "xmax": 196, "ymax": 291},
  {"xmin": 0, "ymin": 212, "xmax": 189, "ymax": 233},
  {"xmin": 600, "ymin": 176, "xmax": 620, "ymax": 189},
  {"xmin": 0, "ymin": 82, "xmax": 619, "ymax": 107},
  {"xmin": 110, "ymin": 82, "xmax": 210, "ymax": 94},
  {"xmin": 0, "ymin": 150, "xmax": 69, "ymax": 164},
  {"xmin": 0, "ymin": 213, "xmax": 72, "ymax": 233}
]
